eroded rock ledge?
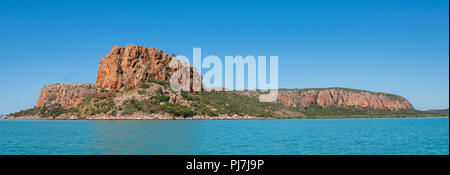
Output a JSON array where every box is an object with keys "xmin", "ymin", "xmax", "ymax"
[{"xmin": 36, "ymin": 83, "xmax": 114, "ymax": 109}]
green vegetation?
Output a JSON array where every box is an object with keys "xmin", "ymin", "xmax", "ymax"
[
  {"xmin": 148, "ymin": 87, "xmax": 170, "ymax": 102},
  {"xmin": 185, "ymin": 91, "xmax": 301, "ymax": 117},
  {"xmin": 156, "ymin": 87, "xmax": 163, "ymax": 95},
  {"xmin": 69, "ymin": 97, "xmax": 117, "ymax": 116},
  {"xmin": 147, "ymin": 78, "xmax": 169, "ymax": 87},
  {"xmin": 117, "ymin": 65, "xmax": 124, "ymax": 74},
  {"xmin": 138, "ymin": 89, "xmax": 147, "ymax": 95},
  {"xmin": 120, "ymin": 97, "xmax": 193, "ymax": 117},
  {"xmin": 8, "ymin": 107, "xmax": 40, "ymax": 117},
  {"xmin": 38, "ymin": 103, "xmax": 69, "ymax": 118},
  {"xmin": 121, "ymin": 98, "xmax": 155, "ymax": 115},
  {"xmin": 100, "ymin": 88, "xmax": 108, "ymax": 93},
  {"xmin": 140, "ymin": 83, "xmax": 151, "ymax": 89},
  {"xmin": 164, "ymin": 103, "xmax": 195, "ymax": 117},
  {"xmin": 152, "ymin": 95, "xmax": 170, "ymax": 102},
  {"xmin": 8, "ymin": 103, "xmax": 69, "ymax": 118},
  {"xmin": 181, "ymin": 91, "xmax": 194, "ymax": 100},
  {"xmin": 126, "ymin": 86, "xmax": 135, "ymax": 91}
]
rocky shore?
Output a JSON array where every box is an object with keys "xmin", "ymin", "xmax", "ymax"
[
  {"xmin": 1, "ymin": 113, "xmax": 269, "ymax": 120},
  {"xmin": 2, "ymin": 116, "xmax": 43, "ymax": 120}
]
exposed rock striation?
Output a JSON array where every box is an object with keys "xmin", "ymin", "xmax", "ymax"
[
  {"xmin": 275, "ymin": 88, "xmax": 414, "ymax": 110},
  {"xmin": 36, "ymin": 83, "xmax": 114, "ymax": 109},
  {"xmin": 237, "ymin": 88, "xmax": 414, "ymax": 110},
  {"xmin": 96, "ymin": 45, "xmax": 203, "ymax": 91}
]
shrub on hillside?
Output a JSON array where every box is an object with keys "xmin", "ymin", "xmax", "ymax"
[
  {"xmin": 147, "ymin": 78, "xmax": 168, "ymax": 87},
  {"xmin": 164, "ymin": 103, "xmax": 195, "ymax": 118},
  {"xmin": 138, "ymin": 89, "xmax": 147, "ymax": 95}
]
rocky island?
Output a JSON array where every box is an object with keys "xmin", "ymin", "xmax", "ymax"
[{"xmin": 3, "ymin": 45, "xmax": 444, "ymax": 120}]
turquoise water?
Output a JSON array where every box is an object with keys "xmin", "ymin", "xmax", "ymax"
[{"xmin": 0, "ymin": 117, "xmax": 448, "ymax": 155}]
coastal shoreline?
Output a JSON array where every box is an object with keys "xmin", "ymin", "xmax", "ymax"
[
  {"xmin": 2, "ymin": 113, "xmax": 447, "ymax": 120},
  {"xmin": 1, "ymin": 113, "xmax": 272, "ymax": 120}
]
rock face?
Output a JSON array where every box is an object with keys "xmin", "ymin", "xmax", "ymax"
[
  {"xmin": 236, "ymin": 88, "xmax": 414, "ymax": 110},
  {"xmin": 36, "ymin": 83, "xmax": 114, "ymax": 109},
  {"xmin": 36, "ymin": 45, "xmax": 204, "ymax": 110},
  {"xmin": 275, "ymin": 88, "xmax": 414, "ymax": 110},
  {"xmin": 96, "ymin": 45, "xmax": 203, "ymax": 91}
]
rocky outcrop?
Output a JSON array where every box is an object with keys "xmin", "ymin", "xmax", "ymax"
[
  {"xmin": 3, "ymin": 113, "xmax": 268, "ymax": 120},
  {"xmin": 36, "ymin": 83, "xmax": 114, "ymax": 109},
  {"xmin": 96, "ymin": 45, "xmax": 203, "ymax": 91},
  {"xmin": 276, "ymin": 88, "xmax": 414, "ymax": 110},
  {"xmin": 238, "ymin": 88, "xmax": 414, "ymax": 110}
]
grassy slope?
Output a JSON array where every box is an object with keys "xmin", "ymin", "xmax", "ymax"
[{"xmin": 186, "ymin": 91, "xmax": 304, "ymax": 117}]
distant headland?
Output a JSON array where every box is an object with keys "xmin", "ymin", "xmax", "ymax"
[{"xmin": 3, "ymin": 45, "xmax": 447, "ymax": 120}]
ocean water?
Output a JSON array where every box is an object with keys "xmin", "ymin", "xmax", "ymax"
[{"xmin": 0, "ymin": 117, "xmax": 448, "ymax": 155}]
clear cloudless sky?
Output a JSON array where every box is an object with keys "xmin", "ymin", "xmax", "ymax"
[{"xmin": 0, "ymin": 0, "xmax": 448, "ymax": 114}]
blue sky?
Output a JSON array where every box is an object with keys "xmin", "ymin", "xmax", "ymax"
[{"xmin": 0, "ymin": 0, "xmax": 448, "ymax": 114}]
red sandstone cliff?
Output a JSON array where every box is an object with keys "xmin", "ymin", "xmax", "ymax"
[
  {"xmin": 96, "ymin": 45, "xmax": 203, "ymax": 91},
  {"xmin": 275, "ymin": 88, "xmax": 414, "ymax": 110},
  {"xmin": 36, "ymin": 83, "xmax": 114, "ymax": 109},
  {"xmin": 36, "ymin": 45, "xmax": 203, "ymax": 110},
  {"xmin": 237, "ymin": 88, "xmax": 414, "ymax": 110}
]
